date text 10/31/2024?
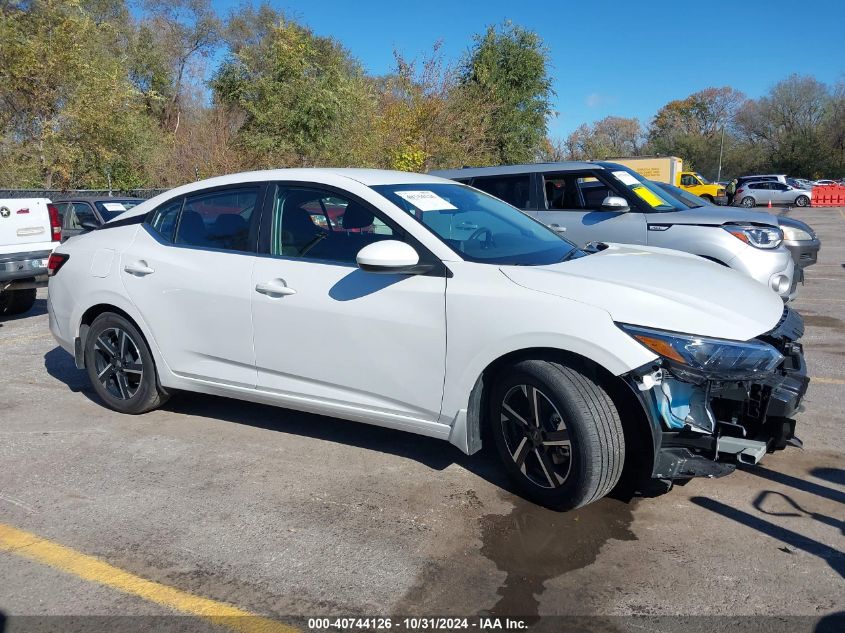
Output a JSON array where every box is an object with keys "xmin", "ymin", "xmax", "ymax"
[{"xmin": 307, "ymin": 617, "xmax": 529, "ymax": 630}]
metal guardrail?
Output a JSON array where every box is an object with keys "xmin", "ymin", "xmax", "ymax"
[{"xmin": 0, "ymin": 189, "xmax": 168, "ymax": 200}]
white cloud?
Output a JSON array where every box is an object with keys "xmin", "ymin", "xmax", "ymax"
[{"xmin": 585, "ymin": 93, "xmax": 616, "ymax": 108}]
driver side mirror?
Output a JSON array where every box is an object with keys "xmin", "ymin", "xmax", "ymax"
[
  {"xmin": 357, "ymin": 240, "xmax": 431, "ymax": 274},
  {"xmin": 601, "ymin": 196, "xmax": 630, "ymax": 213},
  {"xmin": 80, "ymin": 219, "xmax": 101, "ymax": 231}
]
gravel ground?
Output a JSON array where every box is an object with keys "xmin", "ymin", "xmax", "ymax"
[{"xmin": 0, "ymin": 206, "xmax": 842, "ymax": 632}]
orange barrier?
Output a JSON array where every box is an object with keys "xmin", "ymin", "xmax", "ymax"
[{"xmin": 811, "ymin": 184, "xmax": 845, "ymax": 207}]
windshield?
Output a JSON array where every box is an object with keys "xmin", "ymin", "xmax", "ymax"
[
  {"xmin": 371, "ymin": 183, "xmax": 579, "ymax": 265},
  {"xmin": 653, "ymin": 182, "xmax": 706, "ymax": 208},
  {"xmin": 694, "ymin": 172, "xmax": 710, "ymax": 184},
  {"xmin": 95, "ymin": 199, "xmax": 141, "ymax": 221},
  {"xmin": 597, "ymin": 164, "xmax": 688, "ymax": 212}
]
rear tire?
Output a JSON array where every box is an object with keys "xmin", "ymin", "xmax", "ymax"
[
  {"xmin": 84, "ymin": 312, "xmax": 168, "ymax": 414},
  {"xmin": 741, "ymin": 196, "xmax": 756, "ymax": 207},
  {"xmin": 489, "ymin": 360, "xmax": 625, "ymax": 510},
  {"xmin": 795, "ymin": 195, "xmax": 809, "ymax": 207},
  {"xmin": 0, "ymin": 288, "xmax": 37, "ymax": 316}
]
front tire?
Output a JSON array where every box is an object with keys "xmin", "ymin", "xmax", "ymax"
[
  {"xmin": 795, "ymin": 195, "xmax": 809, "ymax": 207},
  {"xmin": 741, "ymin": 196, "xmax": 756, "ymax": 207},
  {"xmin": 700, "ymin": 194, "xmax": 714, "ymax": 204},
  {"xmin": 489, "ymin": 360, "xmax": 625, "ymax": 510},
  {"xmin": 0, "ymin": 288, "xmax": 37, "ymax": 316},
  {"xmin": 84, "ymin": 312, "xmax": 168, "ymax": 414}
]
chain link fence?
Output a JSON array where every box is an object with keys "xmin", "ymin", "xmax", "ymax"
[{"xmin": 0, "ymin": 188, "xmax": 168, "ymax": 200}]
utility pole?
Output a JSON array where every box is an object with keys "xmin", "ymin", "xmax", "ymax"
[
  {"xmin": 106, "ymin": 167, "xmax": 112, "ymax": 196},
  {"xmin": 717, "ymin": 124, "xmax": 726, "ymax": 182}
]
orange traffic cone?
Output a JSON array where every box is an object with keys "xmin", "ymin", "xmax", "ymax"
[{"xmin": 768, "ymin": 199, "xmax": 772, "ymax": 208}]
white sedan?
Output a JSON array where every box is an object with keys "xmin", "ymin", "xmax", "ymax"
[{"xmin": 47, "ymin": 169, "xmax": 808, "ymax": 509}]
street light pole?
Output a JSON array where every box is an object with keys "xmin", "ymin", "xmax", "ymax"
[{"xmin": 717, "ymin": 124, "xmax": 725, "ymax": 182}]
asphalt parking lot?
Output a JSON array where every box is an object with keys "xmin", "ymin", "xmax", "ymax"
[{"xmin": 1, "ymin": 206, "xmax": 843, "ymax": 633}]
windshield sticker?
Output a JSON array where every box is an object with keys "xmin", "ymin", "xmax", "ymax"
[
  {"xmin": 102, "ymin": 202, "xmax": 127, "ymax": 212},
  {"xmin": 632, "ymin": 185, "xmax": 667, "ymax": 208},
  {"xmin": 394, "ymin": 190, "xmax": 457, "ymax": 212},
  {"xmin": 612, "ymin": 170, "xmax": 640, "ymax": 186}
]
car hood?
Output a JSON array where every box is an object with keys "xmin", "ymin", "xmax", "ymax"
[
  {"xmin": 649, "ymin": 206, "xmax": 780, "ymax": 226},
  {"xmin": 502, "ymin": 243, "xmax": 784, "ymax": 341}
]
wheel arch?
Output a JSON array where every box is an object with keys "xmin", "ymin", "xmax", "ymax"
[
  {"xmin": 456, "ymin": 347, "xmax": 656, "ymax": 483},
  {"xmin": 74, "ymin": 301, "xmax": 161, "ymax": 377}
]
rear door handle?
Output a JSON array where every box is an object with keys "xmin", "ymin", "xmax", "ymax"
[
  {"xmin": 124, "ymin": 261, "xmax": 155, "ymax": 275},
  {"xmin": 255, "ymin": 280, "xmax": 297, "ymax": 297}
]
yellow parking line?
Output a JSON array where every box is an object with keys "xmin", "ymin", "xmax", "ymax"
[
  {"xmin": 810, "ymin": 376, "xmax": 845, "ymax": 385},
  {"xmin": 0, "ymin": 523, "xmax": 298, "ymax": 633}
]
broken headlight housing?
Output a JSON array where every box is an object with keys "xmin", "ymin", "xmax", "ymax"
[
  {"xmin": 723, "ymin": 224, "xmax": 783, "ymax": 249},
  {"xmin": 619, "ymin": 324, "xmax": 784, "ymax": 380}
]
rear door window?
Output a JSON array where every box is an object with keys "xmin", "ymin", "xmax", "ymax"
[
  {"xmin": 176, "ymin": 187, "xmax": 259, "ymax": 252},
  {"xmin": 470, "ymin": 175, "xmax": 531, "ymax": 209}
]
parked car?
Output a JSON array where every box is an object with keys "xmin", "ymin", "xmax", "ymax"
[
  {"xmin": 813, "ymin": 179, "xmax": 837, "ymax": 186},
  {"xmin": 48, "ymin": 168, "xmax": 808, "ymax": 510},
  {"xmin": 0, "ymin": 197, "xmax": 60, "ymax": 316},
  {"xmin": 733, "ymin": 181, "xmax": 812, "ymax": 208},
  {"xmin": 736, "ymin": 175, "xmax": 787, "ymax": 188},
  {"xmin": 654, "ymin": 181, "xmax": 820, "ymax": 279},
  {"xmin": 431, "ymin": 162, "xmax": 798, "ymax": 301},
  {"xmin": 52, "ymin": 197, "xmax": 144, "ymax": 242}
]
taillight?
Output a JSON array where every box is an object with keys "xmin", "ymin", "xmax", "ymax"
[
  {"xmin": 47, "ymin": 252, "xmax": 69, "ymax": 276},
  {"xmin": 47, "ymin": 203, "xmax": 62, "ymax": 242}
]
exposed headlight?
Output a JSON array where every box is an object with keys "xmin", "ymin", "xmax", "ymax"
[
  {"xmin": 781, "ymin": 225, "xmax": 813, "ymax": 241},
  {"xmin": 723, "ymin": 224, "xmax": 783, "ymax": 249},
  {"xmin": 618, "ymin": 324, "xmax": 784, "ymax": 379}
]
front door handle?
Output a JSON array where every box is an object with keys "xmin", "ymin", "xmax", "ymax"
[
  {"xmin": 550, "ymin": 224, "xmax": 567, "ymax": 232},
  {"xmin": 124, "ymin": 261, "xmax": 155, "ymax": 275},
  {"xmin": 255, "ymin": 280, "xmax": 297, "ymax": 297}
]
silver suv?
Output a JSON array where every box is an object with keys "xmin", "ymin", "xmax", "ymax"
[
  {"xmin": 431, "ymin": 162, "xmax": 798, "ymax": 300},
  {"xmin": 733, "ymin": 181, "xmax": 812, "ymax": 208}
]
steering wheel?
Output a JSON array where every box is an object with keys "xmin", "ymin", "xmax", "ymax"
[{"xmin": 468, "ymin": 226, "xmax": 495, "ymax": 248}]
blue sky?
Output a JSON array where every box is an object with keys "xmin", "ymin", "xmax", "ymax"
[{"xmin": 211, "ymin": 0, "xmax": 844, "ymax": 138}]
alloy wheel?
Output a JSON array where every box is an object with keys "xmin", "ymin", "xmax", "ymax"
[
  {"xmin": 742, "ymin": 197, "xmax": 755, "ymax": 207},
  {"xmin": 500, "ymin": 384, "xmax": 572, "ymax": 489},
  {"xmin": 92, "ymin": 327, "xmax": 144, "ymax": 400}
]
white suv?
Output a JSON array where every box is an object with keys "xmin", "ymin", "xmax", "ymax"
[{"xmin": 48, "ymin": 169, "xmax": 808, "ymax": 509}]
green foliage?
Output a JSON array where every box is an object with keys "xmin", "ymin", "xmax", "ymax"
[
  {"xmin": 0, "ymin": 2, "xmax": 842, "ymax": 190},
  {"xmin": 0, "ymin": 0, "xmax": 163, "ymax": 188},
  {"xmin": 460, "ymin": 22, "xmax": 554, "ymax": 164},
  {"xmin": 211, "ymin": 10, "xmax": 374, "ymax": 168}
]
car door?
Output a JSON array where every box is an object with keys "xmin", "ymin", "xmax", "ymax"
[
  {"xmin": 533, "ymin": 170, "xmax": 647, "ymax": 247},
  {"xmin": 250, "ymin": 183, "xmax": 447, "ymax": 422},
  {"xmin": 120, "ymin": 184, "xmax": 265, "ymax": 387},
  {"xmin": 770, "ymin": 182, "xmax": 791, "ymax": 203}
]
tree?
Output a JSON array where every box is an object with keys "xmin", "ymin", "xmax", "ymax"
[
  {"xmin": 137, "ymin": 0, "xmax": 220, "ymax": 132},
  {"xmin": 211, "ymin": 7, "xmax": 375, "ymax": 168},
  {"xmin": 734, "ymin": 74, "xmax": 832, "ymax": 177},
  {"xmin": 647, "ymin": 87, "xmax": 745, "ymax": 177},
  {"xmin": 564, "ymin": 116, "xmax": 644, "ymax": 160},
  {"xmin": 0, "ymin": 0, "xmax": 162, "ymax": 188},
  {"xmin": 460, "ymin": 22, "xmax": 554, "ymax": 164},
  {"xmin": 372, "ymin": 46, "xmax": 496, "ymax": 172}
]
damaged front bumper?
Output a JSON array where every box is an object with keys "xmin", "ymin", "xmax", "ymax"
[{"xmin": 627, "ymin": 307, "xmax": 809, "ymax": 481}]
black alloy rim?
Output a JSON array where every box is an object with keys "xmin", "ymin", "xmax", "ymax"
[
  {"xmin": 93, "ymin": 327, "xmax": 143, "ymax": 400},
  {"xmin": 500, "ymin": 384, "xmax": 572, "ymax": 489}
]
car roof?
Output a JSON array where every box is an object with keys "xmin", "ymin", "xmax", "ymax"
[
  {"xmin": 430, "ymin": 161, "xmax": 607, "ymax": 179},
  {"xmin": 53, "ymin": 196, "xmax": 145, "ymax": 204},
  {"xmin": 116, "ymin": 168, "xmax": 457, "ymax": 220}
]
